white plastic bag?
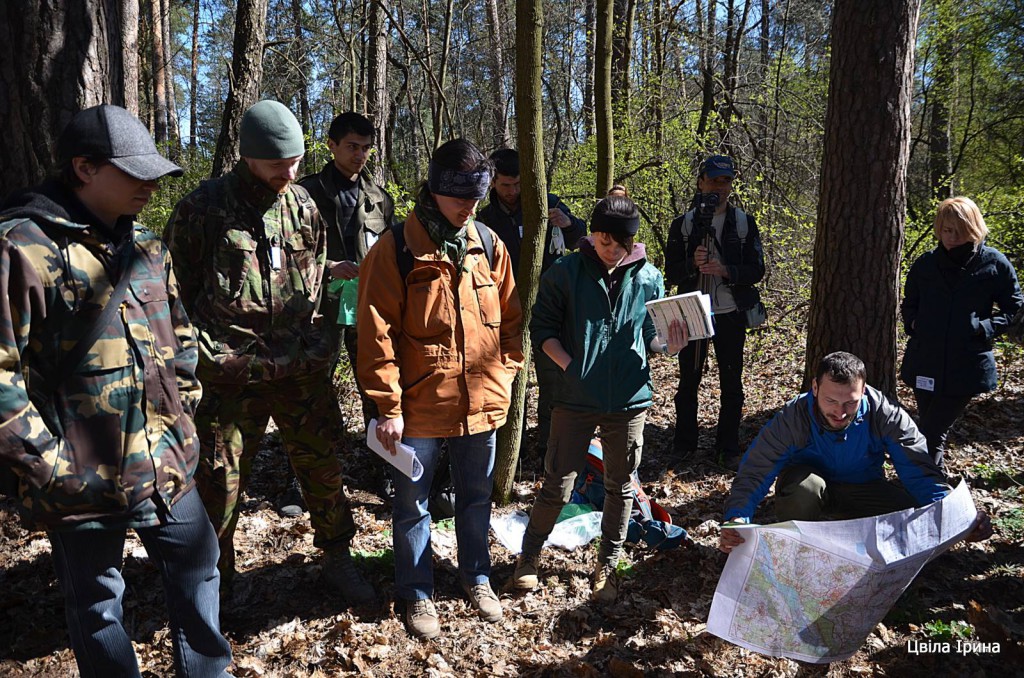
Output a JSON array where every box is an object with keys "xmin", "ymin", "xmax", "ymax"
[{"xmin": 491, "ymin": 509, "xmax": 603, "ymax": 554}]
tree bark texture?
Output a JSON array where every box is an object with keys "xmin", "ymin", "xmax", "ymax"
[
  {"xmin": 367, "ymin": 0, "xmax": 389, "ymax": 184},
  {"xmin": 150, "ymin": 0, "xmax": 168, "ymax": 143},
  {"xmin": 120, "ymin": 0, "xmax": 140, "ymax": 115},
  {"xmin": 189, "ymin": 0, "xmax": 200, "ymax": 149},
  {"xmin": 212, "ymin": 0, "xmax": 269, "ymax": 178},
  {"xmin": 0, "ymin": 0, "xmax": 124, "ymax": 194},
  {"xmin": 485, "ymin": 0, "xmax": 510, "ymax": 150},
  {"xmin": 804, "ymin": 0, "xmax": 922, "ymax": 396},
  {"xmin": 594, "ymin": 0, "xmax": 615, "ymax": 197},
  {"xmin": 494, "ymin": 0, "xmax": 548, "ymax": 504}
]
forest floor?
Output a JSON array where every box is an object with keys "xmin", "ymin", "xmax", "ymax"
[{"xmin": 1, "ymin": 321, "xmax": 1022, "ymax": 677}]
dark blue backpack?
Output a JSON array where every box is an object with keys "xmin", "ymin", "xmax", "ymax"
[{"xmin": 571, "ymin": 438, "xmax": 691, "ymax": 550}]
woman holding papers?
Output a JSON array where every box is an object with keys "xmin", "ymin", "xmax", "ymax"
[
  {"xmin": 901, "ymin": 196, "xmax": 1022, "ymax": 469},
  {"xmin": 512, "ymin": 195, "xmax": 687, "ymax": 603},
  {"xmin": 356, "ymin": 139, "xmax": 523, "ymax": 639}
]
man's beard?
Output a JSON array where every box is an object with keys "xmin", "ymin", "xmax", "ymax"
[{"xmin": 815, "ymin": 402, "xmax": 853, "ymax": 432}]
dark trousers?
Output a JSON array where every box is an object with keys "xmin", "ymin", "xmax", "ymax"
[
  {"xmin": 913, "ymin": 389, "xmax": 972, "ymax": 469},
  {"xmin": 774, "ymin": 465, "xmax": 917, "ymax": 521},
  {"xmin": 673, "ymin": 310, "xmax": 747, "ymax": 454},
  {"xmin": 533, "ymin": 351, "xmax": 561, "ymax": 455},
  {"xmin": 48, "ymin": 490, "xmax": 232, "ymax": 677}
]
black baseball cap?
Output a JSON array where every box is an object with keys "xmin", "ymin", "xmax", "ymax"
[{"xmin": 57, "ymin": 105, "xmax": 183, "ymax": 181}]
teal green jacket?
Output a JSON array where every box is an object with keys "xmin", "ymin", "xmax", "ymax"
[{"xmin": 530, "ymin": 242, "xmax": 663, "ymax": 412}]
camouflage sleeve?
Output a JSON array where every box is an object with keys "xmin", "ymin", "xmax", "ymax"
[
  {"xmin": 163, "ymin": 244, "xmax": 202, "ymax": 415},
  {"xmin": 163, "ymin": 193, "xmax": 203, "ymax": 314},
  {"xmin": 0, "ymin": 234, "xmax": 64, "ymax": 488},
  {"xmin": 490, "ymin": 232, "xmax": 524, "ymax": 371}
]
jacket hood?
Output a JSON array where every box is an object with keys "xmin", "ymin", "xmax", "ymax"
[
  {"xmin": 0, "ymin": 180, "xmax": 79, "ymax": 225},
  {"xmin": 579, "ymin": 236, "xmax": 648, "ymax": 268}
]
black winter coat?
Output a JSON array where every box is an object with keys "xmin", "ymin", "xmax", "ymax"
[{"xmin": 900, "ymin": 243, "xmax": 1023, "ymax": 396}]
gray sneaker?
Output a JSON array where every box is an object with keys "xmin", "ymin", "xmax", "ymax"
[
  {"xmin": 322, "ymin": 547, "xmax": 376, "ymax": 606},
  {"xmin": 404, "ymin": 598, "xmax": 441, "ymax": 639},
  {"xmin": 463, "ymin": 580, "xmax": 503, "ymax": 622},
  {"xmin": 512, "ymin": 554, "xmax": 540, "ymax": 590}
]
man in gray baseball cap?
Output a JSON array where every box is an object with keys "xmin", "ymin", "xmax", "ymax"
[
  {"xmin": 0, "ymin": 105, "xmax": 231, "ymax": 675},
  {"xmin": 57, "ymin": 104, "xmax": 184, "ymax": 182}
]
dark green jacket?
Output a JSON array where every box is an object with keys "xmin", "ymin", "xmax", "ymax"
[{"xmin": 530, "ymin": 242, "xmax": 663, "ymax": 413}]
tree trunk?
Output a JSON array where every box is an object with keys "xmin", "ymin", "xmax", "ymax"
[
  {"xmin": 162, "ymin": 0, "xmax": 180, "ymax": 156},
  {"xmin": 804, "ymin": 0, "xmax": 923, "ymax": 396},
  {"xmin": 292, "ymin": 0, "xmax": 311, "ymax": 173},
  {"xmin": 611, "ymin": 0, "xmax": 635, "ymax": 123},
  {"xmin": 582, "ymin": 0, "xmax": 596, "ymax": 140},
  {"xmin": 150, "ymin": 0, "xmax": 168, "ymax": 142},
  {"xmin": 189, "ymin": 0, "xmax": 200, "ymax": 150},
  {"xmin": 212, "ymin": 0, "xmax": 268, "ymax": 178},
  {"xmin": 695, "ymin": 0, "xmax": 716, "ymax": 140},
  {"xmin": 0, "ymin": 0, "xmax": 124, "ymax": 194},
  {"xmin": 367, "ymin": 0, "xmax": 389, "ymax": 184},
  {"xmin": 493, "ymin": 0, "xmax": 548, "ymax": 504},
  {"xmin": 120, "ymin": 0, "xmax": 140, "ymax": 115},
  {"xmin": 594, "ymin": 0, "xmax": 615, "ymax": 197},
  {"xmin": 928, "ymin": 3, "xmax": 955, "ymax": 201},
  {"xmin": 485, "ymin": 0, "xmax": 510, "ymax": 150}
]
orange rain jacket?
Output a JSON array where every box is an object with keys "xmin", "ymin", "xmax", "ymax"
[{"xmin": 357, "ymin": 212, "xmax": 523, "ymax": 437}]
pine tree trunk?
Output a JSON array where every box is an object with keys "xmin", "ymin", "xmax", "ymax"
[
  {"xmin": 485, "ymin": 0, "xmax": 510, "ymax": 149},
  {"xmin": 162, "ymin": 0, "xmax": 180, "ymax": 157},
  {"xmin": 189, "ymin": 0, "xmax": 200, "ymax": 150},
  {"xmin": 212, "ymin": 0, "xmax": 269, "ymax": 178},
  {"xmin": 804, "ymin": 0, "xmax": 923, "ymax": 396},
  {"xmin": 0, "ymin": 0, "xmax": 124, "ymax": 193},
  {"xmin": 594, "ymin": 0, "xmax": 615, "ymax": 196},
  {"xmin": 493, "ymin": 0, "xmax": 548, "ymax": 504},
  {"xmin": 120, "ymin": 0, "xmax": 140, "ymax": 115},
  {"xmin": 150, "ymin": 0, "xmax": 168, "ymax": 142},
  {"xmin": 367, "ymin": 0, "xmax": 389, "ymax": 184}
]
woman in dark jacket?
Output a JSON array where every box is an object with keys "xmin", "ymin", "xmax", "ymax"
[
  {"xmin": 901, "ymin": 196, "xmax": 1023, "ymax": 468},
  {"xmin": 510, "ymin": 196, "xmax": 687, "ymax": 604}
]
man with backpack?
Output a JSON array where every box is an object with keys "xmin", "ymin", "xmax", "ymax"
[
  {"xmin": 165, "ymin": 100, "xmax": 374, "ymax": 606},
  {"xmin": 357, "ymin": 139, "xmax": 522, "ymax": 639},
  {"xmin": 665, "ymin": 155, "xmax": 766, "ymax": 469}
]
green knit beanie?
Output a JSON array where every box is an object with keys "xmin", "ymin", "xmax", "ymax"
[{"xmin": 239, "ymin": 100, "xmax": 305, "ymax": 159}]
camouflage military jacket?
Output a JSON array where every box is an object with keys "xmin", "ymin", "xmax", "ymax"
[
  {"xmin": 165, "ymin": 161, "xmax": 332, "ymax": 384},
  {"xmin": 0, "ymin": 183, "xmax": 202, "ymax": 530}
]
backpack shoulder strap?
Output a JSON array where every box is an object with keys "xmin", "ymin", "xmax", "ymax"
[
  {"xmin": 391, "ymin": 220, "xmax": 415, "ymax": 283},
  {"xmin": 731, "ymin": 206, "xmax": 749, "ymax": 241},
  {"xmin": 473, "ymin": 220, "xmax": 495, "ymax": 269}
]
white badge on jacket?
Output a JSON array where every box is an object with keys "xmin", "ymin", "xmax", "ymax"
[{"xmin": 916, "ymin": 376, "xmax": 935, "ymax": 392}]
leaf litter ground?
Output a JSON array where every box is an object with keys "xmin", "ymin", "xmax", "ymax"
[{"xmin": 2, "ymin": 324, "xmax": 1022, "ymax": 676}]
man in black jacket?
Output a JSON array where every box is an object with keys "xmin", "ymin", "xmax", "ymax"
[
  {"xmin": 297, "ymin": 112, "xmax": 396, "ymax": 505},
  {"xmin": 665, "ymin": 156, "xmax": 765, "ymax": 469},
  {"xmin": 476, "ymin": 148, "xmax": 586, "ymax": 456}
]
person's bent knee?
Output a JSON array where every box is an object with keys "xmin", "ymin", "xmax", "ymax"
[{"xmin": 775, "ymin": 466, "xmax": 828, "ymax": 521}]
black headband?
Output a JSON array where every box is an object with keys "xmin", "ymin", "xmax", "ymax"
[
  {"xmin": 427, "ymin": 161, "xmax": 491, "ymax": 200},
  {"xmin": 590, "ymin": 212, "xmax": 640, "ymax": 236}
]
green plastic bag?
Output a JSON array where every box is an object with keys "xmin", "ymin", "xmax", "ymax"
[{"xmin": 328, "ymin": 277, "xmax": 359, "ymax": 326}]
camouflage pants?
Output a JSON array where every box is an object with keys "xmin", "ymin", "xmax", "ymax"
[{"xmin": 194, "ymin": 368, "xmax": 357, "ymax": 579}]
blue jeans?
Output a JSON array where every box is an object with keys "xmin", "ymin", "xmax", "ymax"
[
  {"xmin": 392, "ymin": 430, "xmax": 496, "ymax": 601},
  {"xmin": 48, "ymin": 489, "xmax": 232, "ymax": 678}
]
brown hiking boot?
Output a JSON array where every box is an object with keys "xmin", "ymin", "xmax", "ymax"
[
  {"xmin": 591, "ymin": 564, "xmax": 618, "ymax": 604},
  {"xmin": 463, "ymin": 580, "xmax": 502, "ymax": 622},
  {"xmin": 512, "ymin": 554, "xmax": 540, "ymax": 590},
  {"xmin": 403, "ymin": 598, "xmax": 441, "ymax": 639}
]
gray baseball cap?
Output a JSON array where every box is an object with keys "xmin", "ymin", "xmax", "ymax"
[{"xmin": 57, "ymin": 105, "xmax": 183, "ymax": 181}]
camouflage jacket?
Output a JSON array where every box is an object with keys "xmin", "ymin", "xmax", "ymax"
[
  {"xmin": 165, "ymin": 162, "xmax": 333, "ymax": 384},
  {"xmin": 0, "ymin": 182, "xmax": 202, "ymax": 530}
]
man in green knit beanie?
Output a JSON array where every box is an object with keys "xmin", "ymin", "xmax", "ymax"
[{"xmin": 165, "ymin": 100, "xmax": 375, "ymax": 607}]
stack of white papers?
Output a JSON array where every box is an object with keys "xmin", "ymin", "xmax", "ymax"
[{"xmin": 646, "ymin": 291, "xmax": 714, "ymax": 341}]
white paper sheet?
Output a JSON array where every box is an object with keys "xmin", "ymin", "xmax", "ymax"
[
  {"xmin": 707, "ymin": 481, "xmax": 978, "ymax": 663},
  {"xmin": 366, "ymin": 419, "xmax": 424, "ymax": 481},
  {"xmin": 646, "ymin": 291, "xmax": 715, "ymax": 341}
]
